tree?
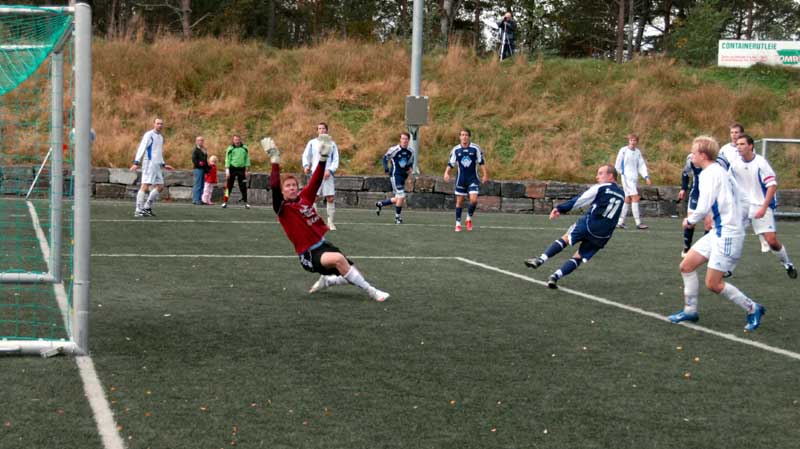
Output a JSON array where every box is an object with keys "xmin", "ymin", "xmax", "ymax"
[{"xmin": 667, "ymin": 0, "xmax": 730, "ymax": 65}]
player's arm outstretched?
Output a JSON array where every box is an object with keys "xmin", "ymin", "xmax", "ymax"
[
  {"xmin": 263, "ymin": 137, "xmax": 285, "ymax": 214},
  {"xmin": 549, "ymin": 185, "xmax": 600, "ymax": 220}
]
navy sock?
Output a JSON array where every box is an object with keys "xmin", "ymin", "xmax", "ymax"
[
  {"xmin": 556, "ymin": 258, "xmax": 582, "ymax": 279},
  {"xmin": 379, "ymin": 199, "xmax": 393, "ymax": 207},
  {"xmin": 456, "ymin": 207, "xmax": 463, "ymax": 222},
  {"xmin": 683, "ymin": 227, "xmax": 695, "ymax": 250},
  {"xmin": 467, "ymin": 203, "xmax": 477, "ymax": 217},
  {"xmin": 395, "ymin": 206, "xmax": 402, "ymax": 217},
  {"xmin": 544, "ymin": 238, "xmax": 567, "ymax": 259}
]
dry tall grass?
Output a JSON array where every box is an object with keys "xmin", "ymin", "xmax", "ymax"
[{"xmin": 87, "ymin": 37, "xmax": 800, "ymax": 185}]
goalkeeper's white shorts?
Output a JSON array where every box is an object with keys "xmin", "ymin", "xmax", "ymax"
[
  {"xmin": 315, "ymin": 176, "xmax": 335, "ymax": 197},
  {"xmin": 140, "ymin": 160, "xmax": 164, "ymax": 185}
]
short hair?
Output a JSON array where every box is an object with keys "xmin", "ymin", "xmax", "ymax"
[
  {"xmin": 692, "ymin": 135, "xmax": 719, "ymax": 161},
  {"xmin": 627, "ymin": 133, "xmax": 639, "ymax": 140},
  {"xmin": 730, "ymin": 123, "xmax": 744, "ymax": 133},
  {"xmin": 602, "ymin": 164, "xmax": 618, "ymax": 180},
  {"xmin": 738, "ymin": 133, "xmax": 755, "ymax": 146},
  {"xmin": 282, "ymin": 174, "xmax": 299, "ymax": 187},
  {"xmin": 460, "ymin": 128, "xmax": 471, "ymax": 137},
  {"xmin": 209, "ymin": 155, "xmax": 218, "ymax": 163},
  {"xmin": 400, "ymin": 131, "xmax": 411, "ymax": 139},
  {"xmin": 318, "ymin": 122, "xmax": 329, "ymax": 132}
]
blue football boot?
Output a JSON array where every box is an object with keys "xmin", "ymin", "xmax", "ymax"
[
  {"xmin": 668, "ymin": 310, "xmax": 699, "ymax": 324},
  {"xmin": 744, "ymin": 304, "xmax": 766, "ymax": 331}
]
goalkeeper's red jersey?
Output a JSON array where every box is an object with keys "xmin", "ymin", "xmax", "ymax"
[{"xmin": 271, "ymin": 161, "xmax": 329, "ymax": 254}]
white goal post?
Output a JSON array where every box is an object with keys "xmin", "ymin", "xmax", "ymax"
[{"xmin": 0, "ymin": 3, "xmax": 92, "ymax": 356}]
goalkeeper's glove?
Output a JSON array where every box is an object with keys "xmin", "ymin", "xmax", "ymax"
[
  {"xmin": 260, "ymin": 137, "xmax": 281, "ymax": 164},
  {"xmin": 318, "ymin": 134, "xmax": 333, "ymax": 161}
]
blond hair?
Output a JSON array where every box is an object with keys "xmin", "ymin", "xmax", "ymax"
[
  {"xmin": 209, "ymin": 155, "xmax": 218, "ymax": 164},
  {"xmin": 692, "ymin": 135, "xmax": 719, "ymax": 161}
]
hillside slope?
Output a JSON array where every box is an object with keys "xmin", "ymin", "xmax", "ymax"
[{"xmin": 92, "ymin": 38, "xmax": 800, "ymax": 185}]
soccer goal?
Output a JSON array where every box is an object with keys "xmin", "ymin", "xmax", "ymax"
[{"xmin": 0, "ymin": 3, "xmax": 91, "ymax": 356}]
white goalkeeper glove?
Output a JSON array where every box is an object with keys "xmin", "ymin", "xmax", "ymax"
[
  {"xmin": 260, "ymin": 137, "xmax": 281, "ymax": 164},
  {"xmin": 317, "ymin": 134, "xmax": 333, "ymax": 162}
]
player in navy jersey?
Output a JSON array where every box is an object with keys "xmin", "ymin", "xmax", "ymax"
[
  {"xmin": 262, "ymin": 137, "xmax": 390, "ymax": 302},
  {"xmin": 376, "ymin": 132, "xmax": 414, "ymax": 224},
  {"xmin": 524, "ymin": 164, "xmax": 625, "ymax": 289},
  {"xmin": 679, "ymin": 153, "xmax": 703, "ymax": 256},
  {"xmin": 443, "ymin": 129, "xmax": 488, "ymax": 232}
]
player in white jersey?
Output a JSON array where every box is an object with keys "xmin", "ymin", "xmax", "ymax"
[
  {"xmin": 731, "ymin": 134, "xmax": 796, "ymax": 278},
  {"xmin": 668, "ymin": 136, "xmax": 766, "ymax": 331},
  {"xmin": 716, "ymin": 122, "xmax": 744, "ymax": 170},
  {"xmin": 614, "ymin": 134, "xmax": 651, "ymax": 229},
  {"xmin": 302, "ymin": 122, "xmax": 340, "ymax": 230},
  {"xmin": 129, "ymin": 118, "xmax": 174, "ymax": 217}
]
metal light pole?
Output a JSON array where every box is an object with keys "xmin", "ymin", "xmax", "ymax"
[{"xmin": 408, "ymin": 0, "xmax": 425, "ymax": 175}]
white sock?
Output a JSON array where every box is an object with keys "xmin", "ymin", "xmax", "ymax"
[
  {"xmin": 539, "ymin": 254, "xmax": 549, "ymax": 262},
  {"xmin": 145, "ymin": 189, "xmax": 160, "ymax": 209},
  {"xmin": 327, "ymin": 202, "xmax": 335, "ymax": 224},
  {"xmin": 632, "ymin": 202, "xmax": 641, "ymax": 226},
  {"xmin": 618, "ymin": 203, "xmax": 629, "ymax": 225},
  {"xmin": 326, "ymin": 275, "xmax": 348, "ymax": 286},
  {"xmin": 681, "ymin": 271, "xmax": 699, "ymax": 313},
  {"xmin": 136, "ymin": 190, "xmax": 146, "ymax": 211},
  {"xmin": 721, "ymin": 283, "xmax": 755, "ymax": 313},
  {"xmin": 758, "ymin": 234, "xmax": 770, "ymax": 252},
  {"xmin": 343, "ymin": 266, "xmax": 373, "ymax": 292},
  {"xmin": 773, "ymin": 245, "xmax": 792, "ymax": 265}
]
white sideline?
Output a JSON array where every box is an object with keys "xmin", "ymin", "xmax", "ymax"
[
  {"xmin": 455, "ymin": 257, "xmax": 800, "ymax": 362},
  {"xmin": 26, "ymin": 205, "xmax": 126, "ymax": 449}
]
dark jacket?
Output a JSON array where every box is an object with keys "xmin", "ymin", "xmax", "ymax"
[
  {"xmin": 496, "ymin": 19, "xmax": 516, "ymax": 43},
  {"xmin": 192, "ymin": 146, "xmax": 209, "ymax": 171}
]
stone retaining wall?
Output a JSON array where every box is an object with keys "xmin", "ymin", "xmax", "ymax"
[{"xmin": 84, "ymin": 167, "xmax": 800, "ymax": 217}]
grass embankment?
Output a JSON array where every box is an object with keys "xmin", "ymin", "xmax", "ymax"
[{"xmin": 92, "ymin": 38, "xmax": 800, "ymax": 185}]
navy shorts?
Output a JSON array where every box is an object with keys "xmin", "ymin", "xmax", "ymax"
[
  {"xmin": 567, "ymin": 221, "xmax": 609, "ymax": 262},
  {"xmin": 299, "ymin": 241, "xmax": 354, "ymax": 276}
]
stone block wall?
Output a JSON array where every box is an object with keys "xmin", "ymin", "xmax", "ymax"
[{"xmin": 86, "ymin": 168, "xmax": 800, "ymax": 217}]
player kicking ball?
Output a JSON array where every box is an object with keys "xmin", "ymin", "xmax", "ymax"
[
  {"xmin": 524, "ymin": 164, "xmax": 625, "ymax": 289},
  {"xmin": 262, "ymin": 136, "xmax": 389, "ymax": 302}
]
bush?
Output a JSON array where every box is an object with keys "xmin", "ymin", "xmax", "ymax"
[{"xmin": 667, "ymin": 0, "xmax": 730, "ymax": 66}]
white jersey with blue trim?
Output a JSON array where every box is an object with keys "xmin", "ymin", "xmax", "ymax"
[
  {"xmin": 447, "ymin": 143, "xmax": 484, "ymax": 181},
  {"xmin": 688, "ymin": 163, "xmax": 747, "ymax": 238},
  {"xmin": 730, "ymin": 154, "xmax": 778, "ymax": 210},
  {"xmin": 716, "ymin": 142, "xmax": 740, "ymax": 170},
  {"xmin": 134, "ymin": 130, "xmax": 164, "ymax": 165},
  {"xmin": 614, "ymin": 146, "xmax": 649, "ymax": 182},
  {"xmin": 302, "ymin": 137, "xmax": 340, "ymax": 173}
]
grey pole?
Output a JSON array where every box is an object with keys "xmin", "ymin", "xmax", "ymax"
[
  {"xmin": 72, "ymin": 2, "xmax": 91, "ymax": 355},
  {"xmin": 409, "ymin": 0, "xmax": 423, "ymax": 175},
  {"xmin": 49, "ymin": 52, "xmax": 64, "ymax": 283}
]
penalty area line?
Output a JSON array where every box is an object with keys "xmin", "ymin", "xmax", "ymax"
[{"xmin": 455, "ymin": 257, "xmax": 800, "ymax": 362}]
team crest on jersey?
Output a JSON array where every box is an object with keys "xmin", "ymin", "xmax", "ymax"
[
  {"xmin": 398, "ymin": 158, "xmax": 408, "ymax": 168},
  {"xmin": 460, "ymin": 155, "xmax": 473, "ymax": 167}
]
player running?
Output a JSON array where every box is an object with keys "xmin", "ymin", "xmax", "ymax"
[
  {"xmin": 263, "ymin": 136, "xmax": 389, "ymax": 302},
  {"xmin": 668, "ymin": 136, "xmax": 766, "ymax": 331},
  {"xmin": 375, "ymin": 132, "xmax": 414, "ymax": 224},
  {"xmin": 443, "ymin": 128, "xmax": 488, "ymax": 232},
  {"xmin": 524, "ymin": 164, "xmax": 625, "ymax": 289},
  {"xmin": 730, "ymin": 134, "xmax": 796, "ymax": 278}
]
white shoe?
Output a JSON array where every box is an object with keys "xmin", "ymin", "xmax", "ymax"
[
  {"xmin": 309, "ymin": 275, "xmax": 328, "ymax": 294},
  {"xmin": 369, "ymin": 288, "xmax": 390, "ymax": 302},
  {"xmin": 327, "ymin": 221, "xmax": 337, "ymax": 231}
]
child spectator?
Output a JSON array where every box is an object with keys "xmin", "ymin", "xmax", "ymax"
[{"xmin": 202, "ymin": 155, "xmax": 218, "ymax": 205}]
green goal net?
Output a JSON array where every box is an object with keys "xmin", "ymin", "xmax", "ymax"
[{"xmin": 0, "ymin": 4, "xmax": 91, "ymax": 356}]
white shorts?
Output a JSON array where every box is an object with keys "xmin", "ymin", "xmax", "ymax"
[
  {"xmin": 141, "ymin": 160, "xmax": 164, "ymax": 185},
  {"xmin": 691, "ymin": 232, "xmax": 743, "ymax": 273},
  {"xmin": 748, "ymin": 207, "xmax": 776, "ymax": 235},
  {"xmin": 621, "ymin": 177, "xmax": 638, "ymax": 197},
  {"xmin": 315, "ymin": 175, "xmax": 335, "ymax": 197}
]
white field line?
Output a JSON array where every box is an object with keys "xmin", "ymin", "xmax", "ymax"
[
  {"xmin": 27, "ymin": 204, "xmax": 126, "ymax": 449},
  {"xmin": 91, "ymin": 254, "xmax": 451, "ymax": 260},
  {"xmin": 454, "ymin": 257, "xmax": 800, "ymax": 362}
]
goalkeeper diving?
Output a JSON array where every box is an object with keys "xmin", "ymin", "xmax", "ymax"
[{"xmin": 262, "ymin": 136, "xmax": 390, "ymax": 301}]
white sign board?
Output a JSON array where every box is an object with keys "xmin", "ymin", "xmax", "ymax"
[{"xmin": 718, "ymin": 40, "xmax": 800, "ymax": 68}]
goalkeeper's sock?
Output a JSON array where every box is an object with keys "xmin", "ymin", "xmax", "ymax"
[
  {"xmin": 681, "ymin": 271, "xmax": 699, "ymax": 313},
  {"xmin": 455, "ymin": 207, "xmax": 463, "ymax": 223},
  {"xmin": 632, "ymin": 202, "xmax": 641, "ymax": 226},
  {"xmin": 467, "ymin": 203, "xmax": 477, "ymax": 218},
  {"xmin": 344, "ymin": 266, "xmax": 373, "ymax": 292},
  {"xmin": 542, "ymin": 238, "xmax": 567, "ymax": 260},
  {"xmin": 145, "ymin": 189, "xmax": 160, "ymax": 209},
  {"xmin": 136, "ymin": 190, "xmax": 146, "ymax": 211},
  {"xmin": 327, "ymin": 202, "xmax": 335, "ymax": 224},
  {"xmin": 326, "ymin": 275, "xmax": 348, "ymax": 287}
]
